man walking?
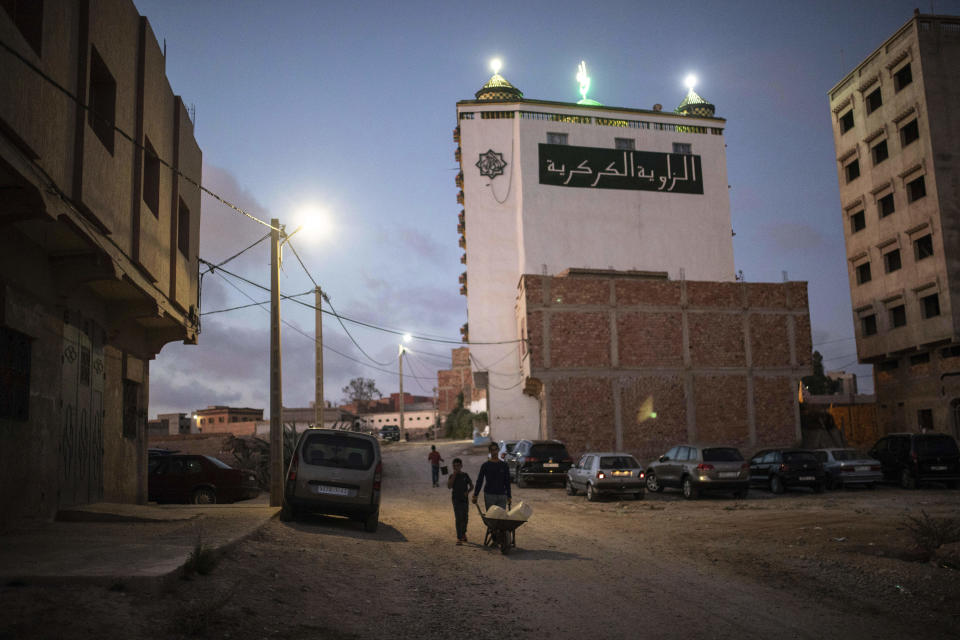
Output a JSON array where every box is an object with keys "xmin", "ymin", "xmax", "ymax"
[
  {"xmin": 472, "ymin": 442, "xmax": 511, "ymax": 510},
  {"xmin": 428, "ymin": 445, "xmax": 444, "ymax": 487},
  {"xmin": 447, "ymin": 458, "xmax": 473, "ymax": 544}
]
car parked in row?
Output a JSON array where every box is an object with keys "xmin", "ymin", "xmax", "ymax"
[
  {"xmin": 813, "ymin": 448, "xmax": 882, "ymax": 490},
  {"xmin": 868, "ymin": 432, "xmax": 960, "ymax": 489},
  {"xmin": 282, "ymin": 428, "xmax": 382, "ymax": 532},
  {"xmin": 566, "ymin": 452, "xmax": 645, "ymax": 501},
  {"xmin": 645, "ymin": 444, "xmax": 750, "ymax": 499},
  {"xmin": 148, "ymin": 454, "xmax": 260, "ymax": 504},
  {"xmin": 510, "ymin": 440, "xmax": 574, "ymax": 487},
  {"xmin": 749, "ymin": 449, "xmax": 825, "ymax": 494},
  {"xmin": 378, "ymin": 425, "xmax": 400, "ymax": 442},
  {"xmin": 498, "ymin": 439, "xmax": 519, "ymax": 463}
]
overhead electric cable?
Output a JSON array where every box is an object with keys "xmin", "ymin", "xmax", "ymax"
[
  {"xmin": 201, "ymin": 290, "xmax": 313, "ymax": 316},
  {"xmin": 0, "ymin": 38, "xmax": 278, "ymax": 231},
  {"xmin": 203, "ymin": 232, "xmax": 271, "ymax": 275}
]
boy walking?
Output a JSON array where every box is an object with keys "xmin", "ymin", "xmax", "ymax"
[
  {"xmin": 447, "ymin": 458, "xmax": 473, "ymax": 544},
  {"xmin": 428, "ymin": 445, "xmax": 444, "ymax": 487}
]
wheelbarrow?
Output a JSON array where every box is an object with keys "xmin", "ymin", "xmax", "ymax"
[{"xmin": 476, "ymin": 503, "xmax": 526, "ymax": 555}]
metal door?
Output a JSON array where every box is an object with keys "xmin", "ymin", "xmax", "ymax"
[{"xmin": 59, "ymin": 322, "xmax": 104, "ymax": 507}]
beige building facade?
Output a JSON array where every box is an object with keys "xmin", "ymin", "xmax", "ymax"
[
  {"xmin": 828, "ymin": 11, "xmax": 960, "ymax": 438},
  {"xmin": 0, "ymin": 0, "xmax": 201, "ymax": 526}
]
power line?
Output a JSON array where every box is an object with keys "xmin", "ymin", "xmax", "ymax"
[
  {"xmin": 401, "ymin": 352, "xmax": 435, "ymax": 394},
  {"xmin": 0, "ymin": 37, "xmax": 278, "ymax": 232},
  {"xmin": 201, "ymin": 290, "xmax": 313, "ymax": 316},
  {"xmin": 203, "ymin": 233, "xmax": 271, "ymax": 275},
  {"xmin": 813, "ymin": 336, "xmax": 856, "ymax": 347}
]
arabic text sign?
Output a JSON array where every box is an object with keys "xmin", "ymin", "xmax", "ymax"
[{"xmin": 539, "ymin": 144, "xmax": 703, "ymax": 194}]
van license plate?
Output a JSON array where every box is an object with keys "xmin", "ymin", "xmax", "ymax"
[
  {"xmin": 718, "ymin": 472, "xmax": 738, "ymax": 479},
  {"xmin": 314, "ymin": 485, "xmax": 351, "ymax": 497},
  {"xmin": 855, "ymin": 466, "xmax": 869, "ymax": 471},
  {"xmin": 543, "ymin": 463, "xmax": 559, "ymax": 468},
  {"xmin": 799, "ymin": 476, "xmax": 814, "ymax": 482},
  {"xmin": 931, "ymin": 465, "xmax": 947, "ymax": 471}
]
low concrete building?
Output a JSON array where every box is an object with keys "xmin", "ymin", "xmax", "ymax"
[
  {"xmin": 0, "ymin": 0, "xmax": 201, "ymax": 526},
  {"xmin": 193, "ymin": 406, "xmax": 263, "ymax": 433},
  {"xmin": 517, "ymin": 271, "xmax": 812, "ymax": 461}
]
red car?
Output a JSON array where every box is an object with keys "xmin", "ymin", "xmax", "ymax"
[{"xmin": 148, "ymin": 454, "xmax": 260, "ymax": 504}]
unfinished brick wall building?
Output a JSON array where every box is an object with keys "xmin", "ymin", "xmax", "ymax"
[{"xmin": 518, "ymin": 271, "xmax": 813, "ymax": 462}]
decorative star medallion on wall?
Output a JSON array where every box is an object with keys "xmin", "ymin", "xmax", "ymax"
[{"xmin": 476, "ymin": 149, "xmax": 507, "ymax": 179}]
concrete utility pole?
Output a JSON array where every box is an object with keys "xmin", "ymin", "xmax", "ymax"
[
  {"xmin": 314, "ymin": 286, "xmax": 323, "ymax": 429},
  {"xmin": 398, "ymin": 344, "xmax": 405, "ymax": 441},
  {"xmin": 270, "ymin": 218, "xmax": 283, "ymax": 507}
]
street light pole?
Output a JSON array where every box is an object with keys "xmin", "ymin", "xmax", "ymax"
[
  {"xmin": 270, "ymin": 218, "xmax": 283, "ymax": 507},
  {"xmin": 398, "ymin": 344, "xmax": 405, "ymax": 441},
  {"xmin": 314, "ymin": 286, "xmax": 323, "ymax": 429}
]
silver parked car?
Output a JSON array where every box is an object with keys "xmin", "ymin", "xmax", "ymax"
[
  {"xmin": 281, "ymin": 428, "xmax": 382, "ymax": 532},
  {"xmin": 646, "ymin": 444, "xmax": 750, "ymax": 499},
  {"xmin": 566, "ymin": 452, "xmax": 645, "ymax": 501},
  {"xmin": 813, "ymin": 448, "xmax": 882, "ymax": 490}
]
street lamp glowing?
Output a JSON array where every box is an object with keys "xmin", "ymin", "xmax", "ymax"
[
  {"xmin": 490, "ymin": 58, "xmax": 502, "ymax": 75},
  {"xmin": 291, "ymin": 204, "xmax": 332, "ymax": 244},
  {"xmin": 684, "ymin": 74, "xmax": 697, "ymax": 91},
  {"xmin": 402, "ymin": 333, "xmax": 412, "ymax": 343}
]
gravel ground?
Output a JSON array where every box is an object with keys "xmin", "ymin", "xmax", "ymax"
[{"xmin": 2, "ymin": 440, "xmax": 958, "ymax": 639}]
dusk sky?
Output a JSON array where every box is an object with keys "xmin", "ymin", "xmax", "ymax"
[{"xmin": 135, "ymin": 0, "xmax": 960, "ymax": 418}]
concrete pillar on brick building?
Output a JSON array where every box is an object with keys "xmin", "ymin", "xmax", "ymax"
[{"xmin": 680, "ymin": 275, "xmax": 697, "ymax": 442}]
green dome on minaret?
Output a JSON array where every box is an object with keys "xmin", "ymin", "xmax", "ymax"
[
  {"xmin": 475, "ymin": 73, "xmax": 524, "ymax": 101},
  {"xmin": 676, "ymin": 87, "xmax": 715, "ymax": 118}
]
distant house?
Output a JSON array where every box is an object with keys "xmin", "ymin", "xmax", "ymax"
[{"xmin": 0, "ymin": 1, "xmax": 201, "ymax": 526}]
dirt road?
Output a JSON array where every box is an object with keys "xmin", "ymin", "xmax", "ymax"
[{"xmin": 2, "ymin": 440, "xmax": 959, "ymax": 639}]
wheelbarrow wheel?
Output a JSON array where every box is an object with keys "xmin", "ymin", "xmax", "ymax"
[{"xmin": 499, "ymin": 530, "xmax": 511, "ymax": 555}]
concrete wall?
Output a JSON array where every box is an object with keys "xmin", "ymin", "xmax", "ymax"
[
  {"xmin": 517, "ymin": 274, "xmax": 812, "ymax": 462},
  {"xmin": 0, "ymin": 0, "xmax": 201, "ymax": 527}
]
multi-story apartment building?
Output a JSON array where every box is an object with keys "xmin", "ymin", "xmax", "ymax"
[
  {"xmin": 828, "ymin": 11, "xmax": 960, "ymax": 438},
  {"xmin": 0, "ymin": 0, "xmax": 201, "ymax": 525},
  {"xmin": 456, "ymin": 66, "xmax": 811, "ymax": 449}
]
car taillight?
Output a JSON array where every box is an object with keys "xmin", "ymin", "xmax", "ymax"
[
  {"xmin": 597, "ymin": 471, "xmax": 606, "ymax": 479},
  {"xmin": 526, "ymin": 457, "xmax": 539, "ymax": 463},
  {"xmin": 287, "ymin": 452, "xmax": 299, "ymax": 481},
  {"xmin": 696, "ymin": 463, "xmax": 714, "ymax": 471},
  {"xmin": 639, "ymin": 472, "xmax": 645, "ymax": 479},
  {"xmin": 911, "ymin": 451, "xmax": 918, "ymax": 464},
  {"xmin": 779, "ymin": 463, "xmax": 790, "ymax": 472},
  {"xmin": 741, "ymin": 462, "xmax": 750, "ymax": 470},
  {"xmin": 373, "ymin": 462, "xmax": 382, "ymax": 491}
]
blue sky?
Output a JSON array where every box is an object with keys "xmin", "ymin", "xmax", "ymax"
[{"xmin": 136, "ymin": 0, "xmax": 960, "ymax": 417}]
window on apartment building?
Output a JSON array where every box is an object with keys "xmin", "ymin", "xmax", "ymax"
[
  {"xmin": 914, "ymin": 233, "xmax": 933, "ymax": 260},
  {"xmin": 894, "ymin": 63, "xmax": 913, "ymax": 92},
  {"xmin": 839, "ymin": 110, "xmax": 854, "ymax": 133},
  {"xmin": 910, "ymin": 352, "xmax": 930, "ymax": 366},
  {"xmin": 88, "ymin": 45, "xmax": 116, "ymax": 155},
  {"xmin": 861, "ymin": 314, "xmax": 877, "ymax": 336},
  {"xmin": 871, "ymin": 139, "xmax": 888, "ymax": 165},
  {"xmin": 884, "ymin": 249, "xmax": 901, "ymax": 273},
  {"xmin": 865, "ymin": 87, "xmax": 883, "ymax": 114},
  {"xmin": 918, "ymin": 408, "xmax": 934, "ymax": 431},
  {"xmin": 921, "ymin": 293, "xmax": 940, "ymax": 319},
  {"xmin": 143, "ymin": 137, "xmax": 160, "ymax": 217},
  {"xmin": 855, "ymin": 261, "xmax": 871, "ymax": 285},
  {"xmin": 878, "ymin": 193, "xmax": 895, "ymax": 217},
  {"xmin": 1, "ymin": 0, "xmax": 43, "ymax": 56},
  {"xmin": 122, "ymin": 379, "xmax": 140, "ymax": 439},
  {"xmin": 0, "ymin": 326, "xmax": 31, "ymax": 421},
  {"xmin": 672, "ymin": 142, "xmax": 692, "ymax": 154},
  {"xmin": 900, "ymin": 119, "xmax": 919, "ymax": 146},
  {"xmin": 850, "ymin": 210, "xmax": 865, "ymax": 233},
  {"xmin": 889, "ymin": 304, "xmax": 906, "ymax": 328},
  {"xmin": 177, "ymin": 198, "xmax": 190, "ymax": 256},
  {"xmin": 907, "ymin": 176, "xmax": 926, "ymax": 202},
  {"xmin": 845, "ymin": 159, "xmax": 860, "ymax": 183},
  {"xmin": 877, "ymin": 359, "xmax": 898, "ymax": 371},
  {"xmin": 615, "ymin": 137, "xmax": 635, "ymax": 150},
  {"xmin": 547, "ymin": 132, "xmax": 568, "ymax": 145},
  {"xmin": 219, "ymin": 417, "xmax": 224, "ymax": 422},
  {"xmin": 941, "ymin": 345, "xmax": 960, "ymax": 359}
]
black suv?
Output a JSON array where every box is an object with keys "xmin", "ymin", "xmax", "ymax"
[
  {"xmin": 868, "ymin": 432, "xmax": 960, "ymax": 489},
  {"xmin": 511, "ymin": 440, "xmax": 573, "ymax": 487},
  {"xmin": 748, "ymin": 449, "xmax": 826, "ymax": 494}
]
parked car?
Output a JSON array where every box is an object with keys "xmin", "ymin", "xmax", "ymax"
[
  {"xmin": 868, "ymin": 432, "xmax": 960, "ymax": 490},
  {"xmin": 749, "ymin": 449, "xmax": 826, "ymax": 494},
  {"xmin": 645, "ymin": 444, "xmax": 750, "ymax": 499},
  {"xmin": 379, "ymin": 425, "xmax": 400, "ymax": 442},
  {"xmin": 148, "ymin": 454, "xmax": 259, "ymax": 504},
  {"xmin": 510, "ymin": 440, "xmax": 574, "ymax": 487},
  {"xmin": 812, "ymin": 448, "xmax": 882, "ymax": 489},
  {"xmin": 498, "ymin": 439, "xmax": 519, "ymax": 462},
  {"xmin": 567, "ymin": 452, "xmax": 645, "ymax": 501},
  {"xmin": 281, "ymin": 428, "xmax": 382, "ymax": 532}
]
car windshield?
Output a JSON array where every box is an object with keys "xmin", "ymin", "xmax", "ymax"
[
  {"xmin": 918, "ymin": 435, "xmax": 960, "ymax": 456},
  {"xmin": 783, "ymin": 451, "xmax": 817, "ymax": 463},
  {"xmin": 302, "ymin": 434, "xmax": 375, "ymax": 470},
  {"xmin": 530, "ymin": 445, "xmax": 569, "ymax": 459},
  {"xmin": 702, "ymin": 448, "xmax": 743, "ymax": 462},
  {"xmin": 599, "ymin": 456, "xmax": 639, "ymax": 469},
  {"xmin": 831, "ymin": 449, "xmax": 867, "ymax": 461},
  {"xmin": 204, "ymin": 456, "xmax": 232, "ymax": 469}
]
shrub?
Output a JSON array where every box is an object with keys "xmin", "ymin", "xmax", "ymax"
[{"xmin": 904, "ymin": 510, "xmax": 960, "ymax": 555}]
